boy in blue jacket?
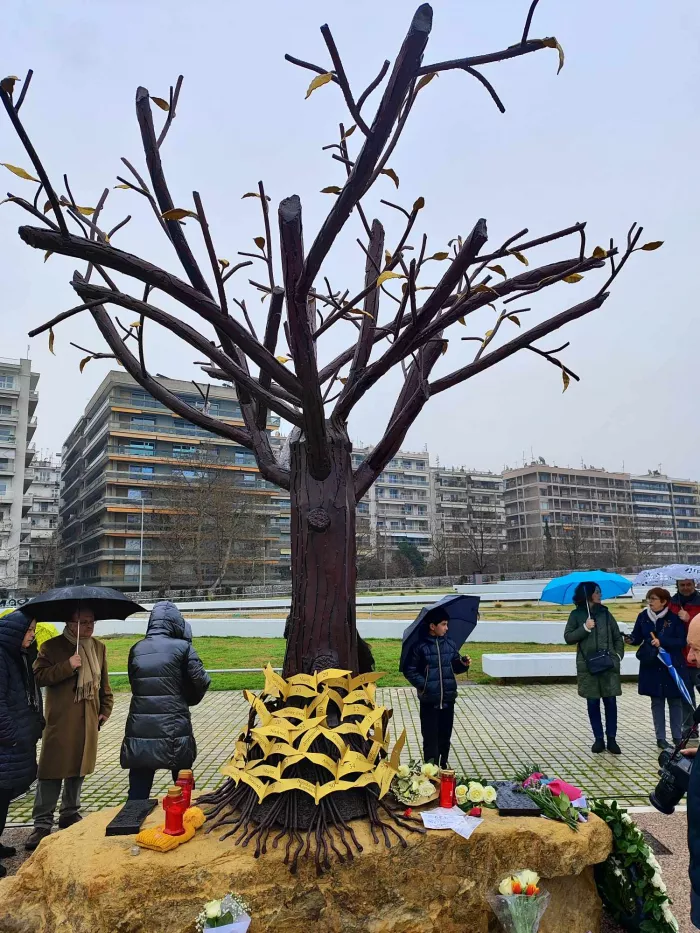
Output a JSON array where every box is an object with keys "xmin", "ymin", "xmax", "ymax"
[{"xmin": 404, "ymin": 607, "xmax": 470, "ymax": 768}]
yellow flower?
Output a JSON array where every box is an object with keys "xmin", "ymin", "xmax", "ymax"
[
  {"xmin": 204, "ymin": 900, "xmax": 222, "ymax": 920},
  {"xmin": 467, "ymin": 783, "xmax": 485, "ymax": 803},
  {"xmin": 455, "ymin": 784, "xmax": 468, "ymax": 802},
  {"xmin": 516, "ymin": 869, "xmax": 540, "ymax": 887},
  {"xmin": 421, "ymin": 762, "xmax": 439, "ymax": 778},
  {"xmin": 482, "ymin": 786, "xmax": 497, "ymax": 805},
  {"xmin": 397, "ymin": 764, "xmax": 410, "ymax": 778}
]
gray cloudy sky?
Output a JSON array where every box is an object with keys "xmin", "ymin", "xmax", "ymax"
[{"xmin": 2, "ymin": 0, "xmax": 698, "ymax": 477}]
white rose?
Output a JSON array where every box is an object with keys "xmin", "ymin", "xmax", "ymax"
[
  {"xmin": 204, "ymin": 901, "xmax": 222, "ymax": 920},
  {"xmin": 410, "ymin": 780, "xmax": 420, "ymax": 793},
  {"xmin": 647, "ymin": 853, "xmax": 660, "ymax": 871},
  {"xmin": 516, "ymin": 870, "xmax": 540, "ymax": 887},
  {"xmin": 621, "ymin": 813, "xmax": 632, "ymax": 824},
  {"xmin": 467, "ymin": 783, "xmax": 484, "ymax": 803},
  {"xmin": 417, "ymin": 780, "xmax": 434, "ymax": 797},
  {"xmin": 482, "ymin": 786, "xmax": 497, "ymax": 805},
  {"xmin": 498, "ymin": 877, "xmax": 514, "ymax": 896},
  {"xmin": 455, "ymin": 784, "xmax": 468, "ymax": 801},
  {"xmin": 397, "ymin": 764, "xmax": 410, "ymax": 778},
  {"xmin": 651, "ymin": 872, "xmax": 667, "ymax": 893},
  {"xmin": 422, "ymin": 762, "xmax": 439, "ymax": 778}
]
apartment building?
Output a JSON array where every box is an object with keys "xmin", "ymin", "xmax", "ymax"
[
  {"xmin": 504, "ymin": 463, "xmax": 700, "ymax": 565},
  {"xmin": 352, "ymin": 448, "xmax": 433, "ymax": 558},
  {"xmin": 431, "ymin": 467, "xmax": 505, "ymax": 573},
  {"xmin": 21, "ymin": 456, "xmax": 61, "ymax": 591},
  {"xmin": 58, "ymin": 372, "xmax": 290, "ymax": 591},
  {"xmin": 0, "ymin": 358, "xmax": 38, "ymax": 594}
]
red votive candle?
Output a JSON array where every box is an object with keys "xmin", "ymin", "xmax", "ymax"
[{"xmin": 439, "ymin": 768, "xmax": 456, "ymax": 808}]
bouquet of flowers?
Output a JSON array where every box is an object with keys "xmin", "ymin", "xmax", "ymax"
[
  {"xmin": 455, "ymin": 779, "xmax": 497, "ymax": 815},
  {"xmin": 195, "ymin": 894, "xmax": 251, "ymax": 933},
  {"xmin": 392, "ymin": 759, "xmax": 440, "ymax": 805},
  {"xmin": 487, "ymin": 870, "xmax": 550, "ymax": 933}
]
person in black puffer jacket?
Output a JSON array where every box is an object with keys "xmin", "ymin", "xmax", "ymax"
[
  {"xmin": 403, "ymin": 607, "xmax": 470, "ymax": 768},
  {"xmin": 120, "ymin": 601, "xmax": 211, "ymax": 799},
  {"xmin": 0, "ymin": 611, "xmax": 43, "ymax": 875}
]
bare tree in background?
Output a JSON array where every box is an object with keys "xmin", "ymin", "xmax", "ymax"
[
  {"xmin": 152, "ymin": 450, "xmax": 268, "ymax": 593},
  {"xmin": 0, "ymin": 0, "xmax": 662, "ymax": 865}
]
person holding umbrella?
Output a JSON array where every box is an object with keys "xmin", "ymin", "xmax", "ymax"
[
  {"xmin": 670, "ymin": 578, "xmax": 700, "ymax": 733},
  {"xmin": 625, "ymin": 587, "xmax": 688, "ymax": 749},
  {"xmin": 0, "ymin": 611, "xmax": 42, "ymax": 877},
  {"xmin": 25, "ymin": 606, "xmax": 114, "ymax": 851},
  {"xmin": 564, "ymin": 581, "xmax": 625, "ymax": 754},
  {"xmin": 403, "ymin": 605, "xmax": 472, "ymax": 768}
]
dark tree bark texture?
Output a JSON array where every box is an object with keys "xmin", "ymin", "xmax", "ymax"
[{"xmin": 285, "ymin": 426, "xmax": 357, "ymax": 677}]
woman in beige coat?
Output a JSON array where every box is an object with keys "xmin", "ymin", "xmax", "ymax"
[{"xmin": 25, "ymin": 608, "xmax": 113, "ymax": 850}]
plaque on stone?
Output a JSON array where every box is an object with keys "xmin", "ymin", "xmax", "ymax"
[
  {"xmin": 105, "ymin": 799, "xmax": 158, "ymax": 836},
  {"xmin": 493, "ymin": 781, "xmax": 542, "ymax": 817}
]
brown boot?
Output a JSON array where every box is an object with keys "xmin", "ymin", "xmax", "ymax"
[
  {"xmin": 25, "ymin": 827, "xmax": 51, "ymax": 851},
  {"xmin": 58, "ymin": 812, "xmax": 82, "ymax": 829}
]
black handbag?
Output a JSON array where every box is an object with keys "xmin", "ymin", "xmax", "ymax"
[
  {"xmin": 586, "ymin": 621, "xmax": 615, "ymax": 675},
  {"xmin": 635, "ymin": 639, "xmax": 658, "ymax": 665}
]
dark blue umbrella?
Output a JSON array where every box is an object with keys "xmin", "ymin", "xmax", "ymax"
[
  {"xmin": 399, "ymin": 594, "xmax": 479, "ymax": 672},
  {"xmin": 658, "ymin": 648, "xmax": 695, "ymax": 707}
]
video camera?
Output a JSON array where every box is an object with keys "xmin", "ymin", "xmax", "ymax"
[{"xmin": 649, "ymin": 706, "xmax": 700, "ymax": 814}]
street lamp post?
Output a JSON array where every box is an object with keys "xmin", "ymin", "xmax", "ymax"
[{"xmin": 138, "ymin": 494, "xmax": 145, "ymax": 592}]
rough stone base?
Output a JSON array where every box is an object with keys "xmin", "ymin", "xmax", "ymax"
[{"xmin": 0, "ymin": 806, "xmax": 611, "ymax": 933}]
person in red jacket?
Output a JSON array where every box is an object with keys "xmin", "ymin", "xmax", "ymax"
[{"xmin": 670, "ymin": 578, "xmax": 700, "ymax": 733}]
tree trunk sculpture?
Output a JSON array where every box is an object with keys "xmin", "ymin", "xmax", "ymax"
[{"xmin": 0, "ymin": 0, "xmax": 661, "ymax": 870}]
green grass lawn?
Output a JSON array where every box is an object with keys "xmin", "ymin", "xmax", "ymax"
[{"xmin": 102, "ymin": 636, "xmax": 575, "ymax": 692}]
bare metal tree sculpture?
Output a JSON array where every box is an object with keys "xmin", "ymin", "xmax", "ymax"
[{"xmin": 1, "ymin": 1, "xmax": 661, "ymax": 869}]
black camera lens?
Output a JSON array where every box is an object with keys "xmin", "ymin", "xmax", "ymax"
[{"xmin": 649, "ymin": 774, "xmax": 686, "ymax": 814}]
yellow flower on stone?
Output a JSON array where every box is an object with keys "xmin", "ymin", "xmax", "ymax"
[{"xmin": 467, "ymin": 783, "xmax": 485, "ymax": 803}]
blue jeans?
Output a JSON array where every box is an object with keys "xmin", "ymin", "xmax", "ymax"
[{"xmin": 586, "ymin": 696, "xmax": 617, "ymax": 739}]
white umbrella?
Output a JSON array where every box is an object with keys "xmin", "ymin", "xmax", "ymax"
[{"xmin": 633, "ymin": 565, "xmax": 700, "ymax": 587}]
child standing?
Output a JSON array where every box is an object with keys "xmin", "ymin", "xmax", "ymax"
[{"xmin": 404, "ymin": 607, "xmax": 470, "ymax": 768}]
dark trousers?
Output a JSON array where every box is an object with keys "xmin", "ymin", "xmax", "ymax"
[
  {"xmin": 682, "ymin": 668, "xmax": 700, "ymax": 732},
  {"xmin": 587, "ymin": 696, "xmax": 618, "ymax": 739},
  {"xmin": 0, "ymin": 789, "xmax": 12, "ymax": 839},
  {"xmin": 128, "ymin": 768, "xmax": 179, "ymax": 800},
  {"xmin": 419, "ymin": 702, "xmax": 455, "ymax": 767}
]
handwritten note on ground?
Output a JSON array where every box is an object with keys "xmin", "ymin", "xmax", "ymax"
[{"xmin": 420, "ymin": 807, "xmax": 483, "ymax": 839}]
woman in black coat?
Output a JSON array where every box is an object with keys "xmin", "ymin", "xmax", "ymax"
[
  {"xmin": 120, "ymin": 601, "xmax": 211, "ymax": 800},
  {"xmin": 625, "ymin": 587, "xmax": 687, "ymax": 748},
  {"xmin": 0, "ymin": 611, "xmax": 42, "ymax": 876}
]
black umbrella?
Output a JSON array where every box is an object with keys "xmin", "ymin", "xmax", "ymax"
[
  {"xmin": 399, "ymin": 594, "xmax": 480, "ymax": 672},
  {"xmin": 22, "ymin": 585, "xmax": 144, "ymax": 623}
]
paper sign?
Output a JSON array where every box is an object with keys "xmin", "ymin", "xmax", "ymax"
[
  {"xmin": 451, "ymin": 815, "xmax": 483, "ymax": 840},
  {"xmin": 420, "ymin": 808, "xmax": 463, "ymax": 830}
]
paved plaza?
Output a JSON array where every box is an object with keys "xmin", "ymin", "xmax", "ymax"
[{"xmin": 8, "ymin": 684, "xmax": 666, "ymax": 823}]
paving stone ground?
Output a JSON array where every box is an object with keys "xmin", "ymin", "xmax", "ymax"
[{"xmin": 7, "ymin": 683, "xmax": 669, "ymax": 824}]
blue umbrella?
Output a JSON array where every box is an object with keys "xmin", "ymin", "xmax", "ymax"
[
  {"xmin": 657, "ymin": 648, "xmax": 695, "ymax": 707},
  {"xmin": 398, "ymin": 594, "xmax": 479, "ymax": 672},
  {"xmin": 540, "ymin": 570, "xmax": 632, "ymax": 605}
]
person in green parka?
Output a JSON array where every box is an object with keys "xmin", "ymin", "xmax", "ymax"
[{"xmin": 564, "ymin": 581, "xmax": 625, "ymax": 755}]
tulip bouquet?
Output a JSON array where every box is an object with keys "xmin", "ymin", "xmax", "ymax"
[
  {"xmin": 195, "ymin": 894, "xmax": 251, "ymax": 933},
  {"xmin": 392, "ymin": 759, "xmax": 440, "ymax": 805},
  {"xmin": 487, "ymin": 870, "xmax": 550, "ymax": 933}
]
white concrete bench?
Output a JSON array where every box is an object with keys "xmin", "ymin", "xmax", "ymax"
[{"xmin": 481, "ymin": 652, "xmax": 640, "ymax": 678}]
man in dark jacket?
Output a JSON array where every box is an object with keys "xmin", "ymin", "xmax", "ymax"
[
  {"xmin": 671, "ymin": 579, "xmax": 700, "ymax": 734},
  {"xmin": 0, "ymin": 611, "xmax": 42, "ymax": 876},
  {"xmin": 120, "ymin": 601, "xmax": 211, "ymax": 799},
  {"xmin": 403, "ymin": 607, "xmax": 470, "ymax": 768}
]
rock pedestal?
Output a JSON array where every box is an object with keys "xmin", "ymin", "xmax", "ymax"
[{"xmin": 0, "ymin": 807, "xmax": 611, "ymax": 933}]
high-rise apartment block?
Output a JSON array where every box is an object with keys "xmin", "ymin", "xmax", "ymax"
[
  {"xmin": 504, "ymin": 463, "xmax": 700, "ymax": 565},
  {"xmin": 0, "ymin": 358, "xmax": 38, "ymax": 593},
  {"xmin": 58, "ymin": 372, "xmax": 290, "ymax": 591}
]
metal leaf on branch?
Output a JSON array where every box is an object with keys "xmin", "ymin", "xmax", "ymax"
[
  {"xmin": 151, "ymin": 96, "xmax": 170, "ymax": 111},
  {"xmin": 488, "ymin": 264, "xmax": 507, "ymax": 278},
  {"xmin": 305, "ymin": 72, "xmax": 334, "ymax": 98},
  {"xmin": 1, "ymin": 162, "xmax": 38, "ymax": 182},
  {"xmin": 0, "ymin": 76, "xmax": 21, "ymax": 94},
  {"xmin": 562, "ymin": 273, "xmax": 583, "ymax": 283},
  {"xmin": 561, "ymin": 368, "xmax": 570, "ymax": 392},
  {"xmin": 161, "ymin": 207, "xmax": 199, "ymax": 221},
  {"xmin": 542, "ymin": 37, "xmax": 565, "ymax": 73},
  {"xmin": 510, "ymin": 250, "xmax": 529, "ymax": 265},
  {"xmin": 79, "ymin": 355, "xmax": 92, "ymax": 372},
  {"xmin": 380, "ymin": 168, "xmax": 400, "ymax": 188},
  {"xmin": 376, "ymin": 270, "xmax": 404, "ymax": 287},
  {"xmin": 640, "ymin": 241, "xmax": 663, "ymax": 251}
]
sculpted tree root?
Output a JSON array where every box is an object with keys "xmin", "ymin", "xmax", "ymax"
[{"xmin": 197, "ymin": 666, "xmax": 425, "ymax": 875}]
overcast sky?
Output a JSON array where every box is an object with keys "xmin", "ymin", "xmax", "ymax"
[{"xmin": 2, "ymin": 0, "xmax": 698, "ymax": 478}]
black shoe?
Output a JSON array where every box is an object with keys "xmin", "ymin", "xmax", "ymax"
[
  {"xmin": 0, "ymin": 844, "xmax": 16, "ymax": 859},
  {"xmin": 439, "ymin": 760, "xmax": 449, "ymax": 770},
  {"xmin": 607, "ymin": 737, "xmax": 622, "ymax": 755},
  {"xmin": 25, "ymin": 827, "xmax": 51, "ymax": 851},
  {"xmin": 58, "ymin": 812, "xmax": 82, "ymax": 830},
  {"xmin": 0, "ymin": 863, "xmax": 6, "ymax": 879},
  {"xmin": 591, "ymin": 738, "xmax": 605, "ymax": 753}
]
